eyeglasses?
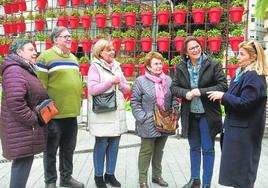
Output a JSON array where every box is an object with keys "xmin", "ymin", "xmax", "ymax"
[
  {"xmin": 58, "ymin": 35, "xmax": 72, "ymax": 40},
  {"xmin": 188, "ymin": 45, "xmax": 200, "ymax": 51}
]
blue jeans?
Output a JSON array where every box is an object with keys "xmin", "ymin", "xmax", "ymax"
[
  {"xmin": 93, "ymin": 136, "xmax": 120, "ymax": 177},
  {"xmin": 188, "ymin": 114, "xmax": 215, "ymax": 186}
]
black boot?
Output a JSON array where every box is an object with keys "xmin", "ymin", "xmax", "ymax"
[
  {"xmin": 94, "ymin": 176, "xmax": 107, "ymax": 188},
  {"xmin": 202, "ymin": 185, "xmax": 210, "ymax": 188},
  {"xmin": 104, "ymin": 173, "xmax": 121, "ymax": 187},
  {"xmin": 182, "ymin": 179, "xmax": 201, "ymax": 188}
]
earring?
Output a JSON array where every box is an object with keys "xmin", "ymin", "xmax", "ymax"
[{"xmin": 186, "ymin": 55, "xmax": 189, "ymax": 59}]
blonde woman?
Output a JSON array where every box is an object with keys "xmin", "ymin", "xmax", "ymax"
[{"xmin": 208, "ymin": 40, "xmax": 268, "ymax": 188}]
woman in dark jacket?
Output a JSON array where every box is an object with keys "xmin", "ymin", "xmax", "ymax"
[
  {"xmin": 171, "ymin": 36, "xmax": 227, "ymax": 188},
  {"xmin": 208, "ymin": 40, "xmax": 268, "ymax": 188},
  {"xmin": 0, "ymin": 39, "xmax": 48, "ymax": 188}
]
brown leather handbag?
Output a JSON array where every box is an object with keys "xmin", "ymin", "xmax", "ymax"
[
  {"xmin": 36, "ymin": 99, "xmax": 59, "ymax": 124},
  {"xmin": 153, "ymin": 105, "xmax": 178, "ymax": 133}
]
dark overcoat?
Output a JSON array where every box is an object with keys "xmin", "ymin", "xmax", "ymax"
[
  {"xmin": 0, "ymin": 54, "xmax": 48, "ymax": 160},
  {"xmin": 219, "ymin": 71, "xmax": 267, "ymax": 188},
  {"xmin": 171, "ymin": 53, "xmax": 228, "ymax": 138}
]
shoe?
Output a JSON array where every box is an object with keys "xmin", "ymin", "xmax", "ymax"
[
  {"xmin": 152, "ymin": 177, "xmax": 168, "ymax": 187},
  {"xmin": 104, "ymin": 173, "xmax": 121, "ymax": 187},
  {"xmin": 94, "ymin": 176, "xmax": 107, "ymax": 188},
  {"xmin": 45, "ymin": 183, "xmax": 57, "ymax": 188},
  {"xmin": 60, "ymin": 177, "xmax": 84, "ymax": 188},
  {"xmin": 182, "ymin": 179, "xmax": 201, "ymax": 188},
  {"xmin": 140, "ymin": 182, "xmax": 149, "ymax": 188},
  {"xmin": 202, "ymin": 186, "xmax": 210, "ymax": 188}
]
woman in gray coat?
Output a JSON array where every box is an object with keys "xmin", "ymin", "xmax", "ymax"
[{"xmin": 131, "ymin": 51, "xmax": 178, "ymax": 188}]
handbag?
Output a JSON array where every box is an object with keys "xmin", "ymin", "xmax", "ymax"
[
  {"xmin": 153, "ymin": 105, "xmax": 178, "ymax": 133},
  {"xmin": 36, "ymin": 99, "xmax": 59, "ymax": 125},
  {"xmin": 92, "ymin": 90, "xmax": 117, "ymax": 113}
]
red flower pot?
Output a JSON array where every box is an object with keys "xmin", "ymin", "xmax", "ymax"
[
  {"xmin": 157, "ymin": 37, "xmax": 170, "ymax": 51},
  {"xmin": 72, "ymin": 0, "xmax": 80, "ymax": 6},
  {"xmin": 229, "ymin": 36, "xmax": 244, "ymax": 51},
  {"xmin": 174, "ymin": 36, "xmax": 186, "ymax": 52},
  {"xmin": 71, "ymin": 40, "xmax": 79, "ymax": 53},
  {"xmin": 3, "ymin": 3, "xmax": 12, "ymax": 14},
  {"xmin": 37, "ymin": 0, "xmax": 47, "ymax": 9},
  {"xmin": 123, "ymin": 91, "xmax": 132, "ymax": 101},
  {"xmin": 229, "ymin": 6, "xmax": 244, "ymax": 23},
  {"xmin": 35, "ymin": 19, "xmax": 45, "ymax": 31},
  {"xmin": 0, "ymin": 44, "xmax": 3, "ymax": 55},
  {"xmin": 125, "ymin": 12, "xmax": 136, "ymax": 27},
  {"xmin": 80, "ymin": 64, "xmax": 90, "ymax": 76},
  {"xmin": 58, "ymin": 0, "xmax": 68, "ymax": 6},
  {"xmin": 173, "ymin": 9, "xmax": 187, "ymax": 25},
  {"xmin": 81, "ymin": 39, "xmax": 92, "ymax": 52},
  {"xmin": 3, "ymin": 23, "xmax": 11, "ymax": 35},
  {"xmin": 17, "ymin": 20, "xmax": 26, "ymax": 33},
  {"xmin": 111, "ymin": 13, "xmax": 122, "ymax": 27},
  {"xmin": 162, "ymin": 64, "xmax": 169, "ymax": 74},
  {"xmin": 3, "ymin": 44, "xmax": 10, "ymax": 54},
  {"xmin": 95, "ymin": 14, "xmax": 106, "ymax": 28},
  {"xmin": 141, "ymin": 11, "xmax": 153, "ymax": 26},
  {"xmin": 196, "ymin": 36, "xmax": 206, "ymax": 49},
  {"xmin": 112, "ymin": 0, "xmax": 121, "ymax": 3},
  {"xmin": 11, "ymin": 22, "xmax": 17, "ymax": 34},
  {"xmin": 98, "ymin": 0, "xmax": 107, "ymax": 3},
  {"xmin": 11, "ymin": 2, "xmax": 19, "ymax": 13},
  {"xmin": 227, "ymin": 64, "xmax": 239, "ymax": 79},
  {"xmin": 57, "ymin": 16, "xmax": 69, "ymax": 27},
  {"xmin": 46, "ymin": 40, "xmax": 53, "ymax": 49},
  {"xmin": 69, "ymin": 16, "xmax": 80, "ymax": 29},
  {"xmin": 138, "ymin": 64, "xmax": 145, "ymax": 75},
  {"xmin": 83, "ymin": 0, "xmax": 93, "ymax": 5},
  {"xmin": 112, "ymin": 38, "xmax": 122, "ymax": 52},
  {"xmin": 124, "ymin": 38, "xmax": 136, "ymax": 51},
  {"xmin": 140, "ymin": 37, "xmax": 153, "ymax": 52},
  {"xmin": 208, "ymin": 37, "xmax": 222, "ymax": 52},
  {"xmin": 208, "ymin": 7, "xmax": 222, "ymax": 23},
  {"xmin": 80, "ymin": 16, "xmax": 92, "ymax": 29},
  {"xmin": 157, "ymin": 10, "xmax": 170, "ymax": 25},
  {"xmin": 192, "ymin": 8, "xmax": 206, "ymax": 24},
  {"xmin": 18, "ymin": 0, "xmax": 27, "ymax": 11},
  {"xmin": 121, "ymin": 64, "xmax": 135, "ymax": 77}
]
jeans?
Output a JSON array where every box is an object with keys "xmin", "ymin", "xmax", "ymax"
[
  {"xmin": 43, "ymin": 118, "xmax": 78, "ymax": 184},
  {"xmin": 93, "ymin": 136, "xmax": 120, "ymax": 177},
  {"xmin": 138, "ymin": 136, "xmax": 168, "ymax": 183},
  {"xmin": 10, "ymin": 155, "xmax": 34, "ymax": 188},
  {"xmin": 188, "ymin": 114, "xmax": 215, "ymax": 186}
]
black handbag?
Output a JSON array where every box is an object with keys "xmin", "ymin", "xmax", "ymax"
[{"xmin": 92, "ymin": 90, "xmax": 117, "ymax": 113}]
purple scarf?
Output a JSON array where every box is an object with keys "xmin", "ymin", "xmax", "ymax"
[{"xmin": 145, "ymin": 71, "xmax": 167, "ymax": 110}]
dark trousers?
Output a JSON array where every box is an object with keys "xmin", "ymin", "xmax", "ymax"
[
  {"xmin": 10, "ymin": 155, "xmax": 34, "ymax": 188},
  {"xmin": 43, "ymin": 117, "xmax": 78, "ymax": 184}
]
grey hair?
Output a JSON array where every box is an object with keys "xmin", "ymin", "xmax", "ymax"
[
  {"xmin": 50, "ymin": 26, "xmax": 69, "ymax": 44},
  {"xmin": 9, "ymin": 39, "xmax": 32, "ymax": 54}
]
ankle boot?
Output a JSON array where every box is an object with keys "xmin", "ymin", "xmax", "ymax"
[
  {"xmin": 94, "ymin": 176, "xmax": 107, "ymax": 188},
  {"xmin": 104, "ymin": 173, "xmax": 121, "ymax": 187},
  {"xmin": 182, "ymin": 179, "xmax": 201, "ymax": 188}
]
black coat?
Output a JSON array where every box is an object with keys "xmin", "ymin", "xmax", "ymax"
[
  {"xmin": 219, "ymin": 71, "xmax": 267, "ymax": 188},
  {"xmin": 171, "ymin": 53, "xmax": 228, "ymax": 138}
]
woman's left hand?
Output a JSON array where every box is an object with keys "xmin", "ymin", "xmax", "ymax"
[{"xmin": 207, "ymin": 91, "xmax": 224, "ymax": 102}]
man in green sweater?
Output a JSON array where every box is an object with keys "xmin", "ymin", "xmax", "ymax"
[{"xmin": 37, "ymin": 26, "xmax": 84, "ymax": 188}]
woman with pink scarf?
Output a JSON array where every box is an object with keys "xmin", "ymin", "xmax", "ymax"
[{"xmin": 131, "ymin": 51, "xmax": 178, "ymax": 188}]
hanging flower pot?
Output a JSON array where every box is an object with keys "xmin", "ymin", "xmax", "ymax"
[
  {"xmin": 3, "ymin": 43, "xmax": 10, "ymax": 55},
  {"xmin": 192, "ymin": 8, "xmax": 206, "ymax": 24},
  {"xmin": 37, "ymin": 0, "xmax": 47, "ymax": 9},
  {"xmin": 95, "ymin": 14, "xmax": 106, "ymax": 28},
  {"xmin": 58, "ymin": 0, "xmax": 68, "ymax": 6},
  {"xmin": 208, "ymin": 7, "xmax": 222, "ymax": 23},
  {"xmin": 141, "ymin": 37, "xmax": 153, "ymax": 52},
  {"xmin": 72, "ymin": 0, "xmax": 80, "ymax": 6},
  {"xmin": 35, "ymin": 19, "xmax": 45, "ymax": 31},
  {"xmin": 98, "ymin": 0, "xmax": 107, "ymax": 3},
  {"xmin": 229, "ymin": 36, "xmax": 244, "ymax": 51},
  {"xmin": 229, "ymin": 6, "xmax": 244, "ymax": 23},
  {"xmin": 208, "ymin": 37, "xmax": 222, "ymax": 52},
  {"xmin": 121, "ymin": 64, "xmax": 135, "ymax": 77},
  {"xmin": 141, "ymin": 11, "xmax": 153, "ymax": 26},
  {"xmin": 173, "ymin": 10, "xmax": 187, "ymax": 25},
  {"xmin": 138, "ymin": 64, "xmax": 145, "ymax": 75},
  {"xmin": 11, "ymin": 1, "xmax": 19, "ymax": 13},
  {"xmin": 83, "ymin": 0, "xmax": 93, "ymax": 5},
  {"xmin": 111, "ymin": 13, "xmax": 122, "ymax": 27},
  {"xmin": 227, "ymin": 64, "xmax": 239, "ymax": 79},
  {"xmin": 3, "ymin": 23, "xmax": 11, "ymax": 35},
  {"xmin": 81, "ymin": 39, "xmax": 92, "ymax": 52},
  {"xmin": 80, "ymin": 16, "xmax": 92, "ymax": 29},
  {"xmin": 69, "ymin": 16, "xmax": 80, "ymax": 29},
  {"xmin": 71, "ymin": 40, "xmax": 79, "ymax": 53},
  {"xmin": 174, "ymin": 36, "xmax": 186, "ymax": 52},
  {"xmin": 124, "ymin": 38, "xmax": 136, "ymax": 51},
  {"xmin": 46, "ymin": 40, "xmax": 52, "ymax": 49},
  {"xmin": 3, "ymin": 3, "xmax": 12, "ymax": 14},
  {"xmin": 10, "ymin": 21, "xmax": 17, "ymax": 34},
  {"xmin": 157, "ymin": 10, "xmax": 170, "ymax": 25},
  {"xmin": 125, "ymin": 12, "xmax": 136, "ymax": 27},
  {"xmin": 112, "ymin": 38, "xmax": 122, "ymax": 52},
  {"xmin": 157, "ymin": 37, "xmax": 170, "ymax": 52},
  {"xmin": 18, "ymin": 0, "xmax": 27, "ymax": 11},
  {"xmin": 17, "ymin": 20, "xmax": 26, "ymax": 33},
  {"xmin": 80, "ymin": 64, "xmax": 90, "ymax": 76},
  {"xmin": 57, "ymin": 16, "xmax": 69, "ymax": 27}
]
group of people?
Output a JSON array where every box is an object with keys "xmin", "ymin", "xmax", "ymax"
[{"xmin": 0, "ymin": 26, "xmax": 267, "ymax": 188}]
